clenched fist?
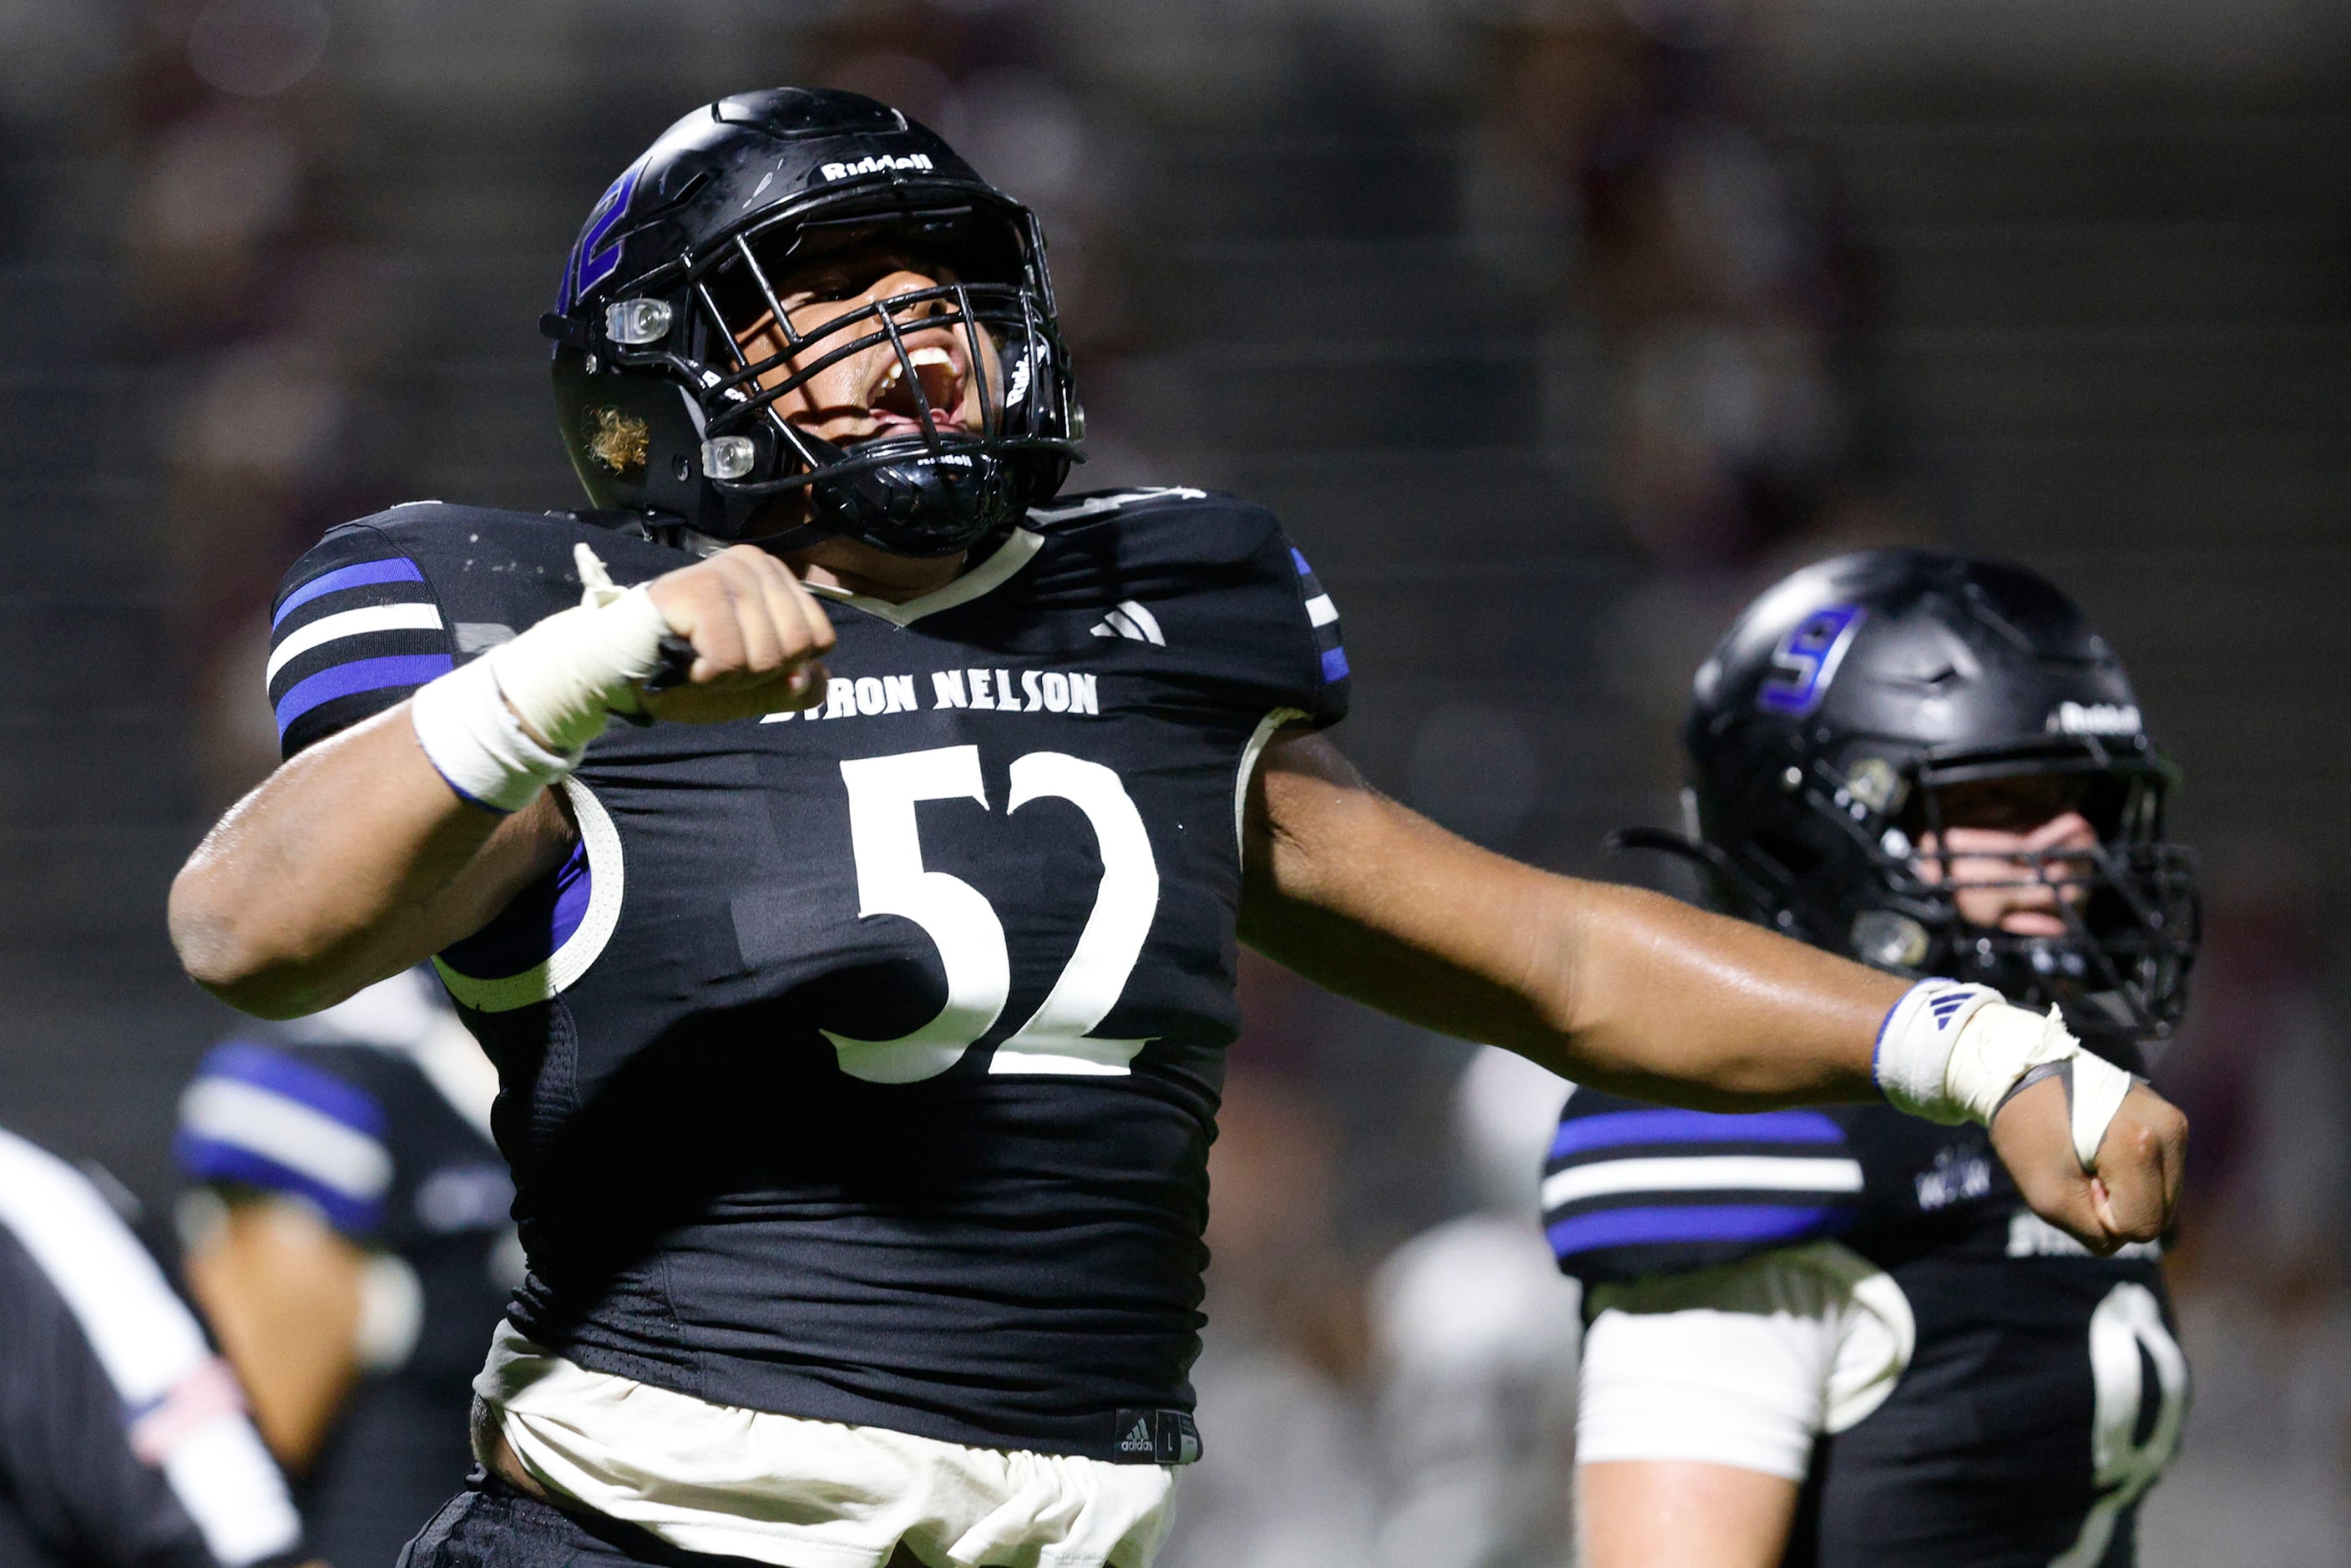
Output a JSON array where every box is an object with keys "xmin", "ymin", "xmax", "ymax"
[
  {"xmin": 1990, "ymin": 1075, "xmax": 2187, "ymax": 1253},
  {"xmin": 642, "ymin": 545, "xmax": 837, "ymax": 724}
]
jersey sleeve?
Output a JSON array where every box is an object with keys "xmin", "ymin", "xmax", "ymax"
[
  {"xmin": 174, "ymin": 1040, "xmax": 393, "ymax": 1242},
  {"xmin": 1544, "ymin": 1089, "xmax": 1863, "ymax": 1286},
  {"xmin": 266, "ymin": 520, "xmax": 455, "ymax": 759},
  {"xmin": 0, "ymin": 1135, "xmax": 304, "ymax": 1568},
  {"xmin": 1276, "ymin": 536, "xmax": 1349, "ymax": 730}
]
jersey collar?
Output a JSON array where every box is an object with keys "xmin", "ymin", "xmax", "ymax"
[{"xmin": 799, "ymin": 526, "xmax": 1044, "ymax": 628}]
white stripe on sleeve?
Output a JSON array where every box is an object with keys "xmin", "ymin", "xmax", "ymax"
[
  {"xmin": 1304, "ymin": 593, "xmax": 1339, "ymax": 628},
  {"xmin": 162, "ymin": 1416, "xmax": 306, "ymax": 1565},
  {"xmin": 179, "ymin": 1077, "xmax": 394, "ymax": 1202},
  {"xmin": 1542, "ymin": 1155, "xmax": 1863, "ymax": 1212},
  {"xmin": 265, "ymin": 600, "xmax": 445, "ymax": 682},
  {"xmin": 0, "ymin": 1130, "xmax": 301, "ymax": 1565}
]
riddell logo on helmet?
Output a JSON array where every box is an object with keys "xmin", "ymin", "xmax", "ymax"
[
  {"xmin": 2045, "ymin": 701, "xmax": 2141, "ymax": 736},
  {"xmin": 818, "ymin": 153, "xmax": 935, "ymax": 181}
]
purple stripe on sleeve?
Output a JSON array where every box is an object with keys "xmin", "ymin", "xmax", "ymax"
[
  {"xmin": 190, "ymin": 1042, "xmax": 387, "ymax": 1137},
  {"xmin": 273, "ymin": 556, "xmax": 426, "ymax": 626},
  {"xmin": 1545, "ymin": 1202, "xmax": 1843, "ymax": 1257},
  {"xmin": 274, "ymin": 653, "xmax": 453, "ymax": 738},
  {"xmin": 1550, "ymin": 1107, "xmax": 1845, "ymax": 1161},
  {"xmin": 1320, "ymin": 646, "xmax": 1349, "ymax": 682}
]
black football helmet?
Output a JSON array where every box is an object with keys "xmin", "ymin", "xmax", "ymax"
[
  {"xmin": 1628, "ymin": 549, "xmax": 2198, "ymax": 1038},
  {"xmin": 540, "ymin": 88, "xmax": 1082, "ymax": 554}
]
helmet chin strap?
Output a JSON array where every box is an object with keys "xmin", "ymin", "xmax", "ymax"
[{"xmin": 779, "ymin": 426, "xmax": 1018, "ymax": 559}]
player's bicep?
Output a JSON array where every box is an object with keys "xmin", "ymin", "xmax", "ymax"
[
  {"xmin": 417, "ymin": 781, "xmax": 579, "ymax": 950},
  {"xmin": 1237, "ymin": 727, "xmax": 1574, "ymax": 1051}
]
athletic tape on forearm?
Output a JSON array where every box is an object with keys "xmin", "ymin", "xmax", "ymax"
[
  {"xmin": 485, "ymin": 584, "xmax": 670, "ymax": 753},
  {"xmin": 1874, "ymin": 979, "xmax": 2135, "ymax": 1169},
  {"xmin": 408, "ymin": 656, "xmax": 582, "ymax": 813},
  {"xmin": 408, "ymin": 544, "xmax": 671, "ymax": 811}
]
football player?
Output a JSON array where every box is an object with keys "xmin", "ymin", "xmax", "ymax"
[
  {"xmin": 174, "ymin": 969, "xmax": 517, "ymax": 1565},
  {"xmin": 1554, "ymin": 550, "xmax": 2197, "ymax": 1568},
  {"xmin": 0, "ymin": 1125, "xmax": 305, "ymax": 1567},
  {"xmin": 165, "ymin": 90, "xmax": 2183, "ymax": 1568}
]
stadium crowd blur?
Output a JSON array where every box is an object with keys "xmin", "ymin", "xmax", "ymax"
[{"xmin": 0, "ymin": 0, "xmax": 2345, "ymax": 1563}]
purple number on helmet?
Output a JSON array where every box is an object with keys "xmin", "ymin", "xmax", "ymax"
[
  {"xmin": 1757, "ymin": 604, "xmax": 1864, "ymax": 716},
  {"xmin": 564, "ymin": 162, "xmax": 645, "ymax": 311}
]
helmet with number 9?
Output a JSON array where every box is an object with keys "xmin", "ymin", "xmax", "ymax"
[
  {"xmin": 540, "ymin": 88, "xmax": 1082, "ymax": 555},
  {"xmin": 1654, "ymin": 549, "xmax": 2199, "ymax": 1037}
]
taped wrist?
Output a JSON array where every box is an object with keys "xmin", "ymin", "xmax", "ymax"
[
  {"xmin": 1872, "ymin": 980, "xmax": 2005, "ymax": 1125},
  {"xmin": 487, "ymin": 544, "xmax": 671, "ymax": 752},
  {"xmin": 1873, "ymin": 980, "xmax": 2138, "ymax": 1170},
  {"xmin": 409, "ymin": 658, "xmax": 580, "ymax": 813},
  {"xmin": 407, "ymin": 544, "xmax": 672, "ymax": 812}
]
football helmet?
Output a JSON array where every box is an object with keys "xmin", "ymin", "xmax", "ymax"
[
  {"xmin": 541, "ymin": 88, "xmax": 1081, "ymax": 554},
  {"xmin": 1630, "ymin": 549, "xmax": 2199, "ymax": 1037}
]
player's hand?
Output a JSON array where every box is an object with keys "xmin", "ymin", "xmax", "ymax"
[
  {"xmin": 1990, "ymin": 1076, "xmax": 2186, "ymax": 1254},
  {"xmin": 640, "ymin": 545, "xmax": 835, "ymax": 723}
]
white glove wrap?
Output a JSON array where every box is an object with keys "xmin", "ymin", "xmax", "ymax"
[
  {"xmin": 1873, "ymin": 979, "xmax": 2138, "ymax": 1170},
  {"xmin": 408, "ymin": 544, "xmax": 672, "ymax": 812}
]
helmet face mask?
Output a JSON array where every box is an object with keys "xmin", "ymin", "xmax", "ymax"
[
  {"xmin": 545, "ymin": 89, "xmax": 1081, "ymax": 554},
  {"xmin": 1671, "ymin": 550, "xmax": 2201, "ymax": 1040}
]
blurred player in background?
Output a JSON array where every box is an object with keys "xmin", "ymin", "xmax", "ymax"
[
  {"xmin": 0, "ymin": 1125, "xmax": 304, "ymax": 1567},
  {"xmin": 167, "ymin": 89, "xmax": 2181, "ymax": 1568},
  {"xmin": 174, "ymin": 969, "xmax": 516, "ymax": 1565},
  {"xmin": 1553, "ymin": 550, "xmax": 2197, "ymax": 1567},
  {"xmin": 1368, "ymin": 1046, "xmax": 1579, "ymax": 1568}
]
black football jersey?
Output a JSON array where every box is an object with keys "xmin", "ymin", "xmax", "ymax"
[
  {"xmin": 0, "ymin": 1129, "xmax": 306, "ymax": 1568},
  {"xmin": 261, "ymin": 488, "xmax": 1349, "ymax": 1460},
  {"xmin": 1549, "ymin": 1037, "xmax": 2184, "ymax": 1565},
  {"xmin": 1785, "ymin": 1236, "xmax": 2185, "ymax": 1568}
]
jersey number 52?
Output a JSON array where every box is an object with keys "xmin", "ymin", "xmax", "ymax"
[{"xmin": 824, "ymin": 745, "xmax": 1160, "ymax": 1084}]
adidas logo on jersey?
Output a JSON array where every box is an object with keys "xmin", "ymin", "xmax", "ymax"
[
  {"xmin": 818, "ymin": 153, "xmax": 935, "ymax": 181},
  {"xmin": 1090, "ymin": 599, "xmax": 1165, "ymax": 646},
  {"xmin": 1110, "ymin": 1408, "xmax": 1202, "ymax": 1464}
]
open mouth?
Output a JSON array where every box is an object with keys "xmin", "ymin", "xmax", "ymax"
[{"xmin": 865, "ymin": 344, "xmax": 968, "ymax": 438}]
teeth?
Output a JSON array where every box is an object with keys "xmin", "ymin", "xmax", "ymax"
[
  {"xmin": 871, "ymin": 362, "xmax": 903, "ymax": 397},
  {"xmin": 909, "ymin": 347, "xmax": 953, "ymax": 368}
]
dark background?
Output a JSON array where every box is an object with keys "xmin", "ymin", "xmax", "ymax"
[{"xmin": 0, "ymin": 2, "xmax": 2345, "ymax": 1561}]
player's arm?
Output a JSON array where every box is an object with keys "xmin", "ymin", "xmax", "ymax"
[
  {"xmin": 1237, "ymin": 728, "xmax": 2185, "ymax": 1250},
  {"xmin": 170, "ymin": 711, "xmax": 569, "ymax": 1021},
  {"xmin": 171, "ymin": 544, "xmax": 836, "ymax": 1019},
  {"xmin": 1580, "ymin": 1464, "xmax": 1797, "ymax": 1568},
  {"xmin": 181, "ymin": 1197, "xmax": 366, "ymax": 1475}
]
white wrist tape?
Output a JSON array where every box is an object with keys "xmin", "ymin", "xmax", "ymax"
[
  {"xmin": 488, "ymin": 546, "xmax": 671, "ymax": 752},
  {"xmin": 1872, "ymin": 981, "xmax": 2005, "ymax": 1125},
  {"xmin": 1873, "ymin": 979, "xmax": 2138, "ymax": 1170},
  {"xmin": 408, "ymin": 657, "xmax": 580, "ymax": 813},
  {"xmin": 408, "ymin": 544, "xmax": 673, "ymax": 812}
]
